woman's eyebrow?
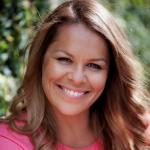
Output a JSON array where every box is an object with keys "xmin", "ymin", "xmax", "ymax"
[
  {"xmin": 53, "ymin": 49, "xmax": 73, "ymax": 57},
  {"xmin": 53, "ymin": 49, "xmax": 108, "ymax": 64},
  {"xmin": 89, "ymin": 58, "xmax": 108, "ymax": 63}
]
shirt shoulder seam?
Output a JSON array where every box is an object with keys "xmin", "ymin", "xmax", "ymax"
[{"xmin": 0, "ymin": 134, "xmax": 25, "ymax": 150}]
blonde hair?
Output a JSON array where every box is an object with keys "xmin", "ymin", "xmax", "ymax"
[{"xmin": 3, "ymin": 0, "xmax": 150, "ymax": 149}]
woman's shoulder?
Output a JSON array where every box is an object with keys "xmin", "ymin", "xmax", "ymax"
[{"xmin": 0, "ymin": 123, "xmax": 34, "ymax": 150}]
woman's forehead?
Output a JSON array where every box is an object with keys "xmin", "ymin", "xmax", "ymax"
[
  {"xmin": 45, "ymin": 23, "xmax": 109, "ymax": 63},
  {"xmin": 50, "ymin": 23, "xmax": 108, "ymax": 48}
]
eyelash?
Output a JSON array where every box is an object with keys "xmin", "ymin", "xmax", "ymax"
[
  {"xmin": 56, "ymin": 57, "xmax": 102, "ymax": 70},
  {"xmin": 56, "ymin": 57, "xmax": 72, "ymax": 63},
  {"xmin": 86, "ymin": 63, "xmax": 101, "ymax": 70}
]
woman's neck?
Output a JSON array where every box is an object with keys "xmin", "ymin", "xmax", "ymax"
[{"xmin": 54, "ymin": 110, "xmax": 97, "ymax": 148}]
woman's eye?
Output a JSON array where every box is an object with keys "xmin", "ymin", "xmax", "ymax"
[
  {"xmin": 56, "ymin": 57, "xmax": 72, "ymax": 64},
  {"xmin": 87, "ymin": 63, "xmax": 101, "ymax": 70}
]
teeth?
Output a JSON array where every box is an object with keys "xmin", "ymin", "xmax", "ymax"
[{"xmin": 64, "ymin": 88, "xmax": 84, "ymax": 97}]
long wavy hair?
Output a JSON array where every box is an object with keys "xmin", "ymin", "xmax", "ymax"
[{"xmin": 2, "ymin": 0, "xmax": 150, "ymax": 149}]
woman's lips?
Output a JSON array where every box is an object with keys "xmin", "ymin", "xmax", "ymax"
[{"xmin": 57, "ymin": 84, "xmax": 89, "ymax": 98}]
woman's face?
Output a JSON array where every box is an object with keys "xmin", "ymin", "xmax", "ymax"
[{"xmin": 42, "ymin": 23, "xmax": 109, "ymax": 117}]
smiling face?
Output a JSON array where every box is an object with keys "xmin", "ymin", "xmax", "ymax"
[{"xmin": 42, "ymin": 23, "xmax": 109, "ymax": 117}]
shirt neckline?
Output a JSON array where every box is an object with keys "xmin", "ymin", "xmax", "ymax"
[{"xmin": 57, "ymin": 138, "xmax": 102, "ymax": 150}]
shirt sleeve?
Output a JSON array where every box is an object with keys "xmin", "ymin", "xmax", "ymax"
[
  {"xmin": 0, "ymin": 123, "xmax": 34, "ymax": 150},
  {"xmin": 0, "ymin": 135, "xmax": 24, "ymax": 150}
]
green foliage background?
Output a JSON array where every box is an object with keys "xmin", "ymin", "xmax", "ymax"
[{"xmin": 0, "ymin": 0, "xmax": 150, "ymax": 116}]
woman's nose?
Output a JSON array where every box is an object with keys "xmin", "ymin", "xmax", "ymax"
[{"xmin": 68, "ymin": 67, "xmax": 86, "ymax": 85}]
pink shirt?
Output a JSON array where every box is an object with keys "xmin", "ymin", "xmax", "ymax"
[
  {"xmin": 0, "ymin": 123, "xmax": 103, "ymax": 150},
  {"xmin": 57, "ymin": 139, "xmax": 103, "ymax": 150},
  {"xmin": 0, "ymin": 123, "xmax": 34, "ymax": 150}
]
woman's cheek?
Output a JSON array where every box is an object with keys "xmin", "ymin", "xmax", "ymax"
[
  {"xmin": 46, "ymin": 62, "xmax": 66, "ymax": 77},
  {"xmin": 88, "ymin": 71, "xmax": 108, "ymax": 93},
  {"xmin": 145, "ymin": 124, "xmax": 150, "ymax": 143},
  {"xmin": 143, "ymin": 112, "xmax": 150, "ymax": 143}
]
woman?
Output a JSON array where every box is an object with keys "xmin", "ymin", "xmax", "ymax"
[{"xmin": 0, "ymin": 0, "xmax": 150, "ymax": 149}]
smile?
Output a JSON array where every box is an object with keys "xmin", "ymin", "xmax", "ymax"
[
  {"xmin": 64, "ymin": 88, "xmax": 84, "ymax": 97},
  {"xmin": 57, "ymin": 84, "xmax": 89, "ymax": 97}
]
